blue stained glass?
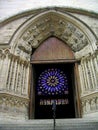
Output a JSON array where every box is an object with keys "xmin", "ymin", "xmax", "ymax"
[{"xmin": 37, "ymin": 68, "xmax": 68, "ymax": 95}]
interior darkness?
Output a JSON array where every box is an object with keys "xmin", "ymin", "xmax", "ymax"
[{"xmin": 33, "ymin": 63, "xmax": 75, "ymax": 119}]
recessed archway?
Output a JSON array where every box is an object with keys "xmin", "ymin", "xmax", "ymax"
[{"xmin": 30, "ymin": 37, "xmax": 81, "ymax": 119}]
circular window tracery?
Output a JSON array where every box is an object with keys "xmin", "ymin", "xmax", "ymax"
[{"xmin": 37, "ymin": 68, "xmax": 68, "ymax": 95}]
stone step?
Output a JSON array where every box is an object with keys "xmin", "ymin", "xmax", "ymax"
[{"xmin": 0, "ymin": 119, "xmax": 98, "ymax": 130}]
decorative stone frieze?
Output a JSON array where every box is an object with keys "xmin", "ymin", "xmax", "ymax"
[
  {"xmin": 0, "ymin": 93, "xmax": 29, "ymax": 119},
  {"xmin": 0, "ymin": 49, "xmax": 30, "ymax": 97},
  {"xmin": 81, "ymin": 92, "xmax": 98, "ymax": 116}
]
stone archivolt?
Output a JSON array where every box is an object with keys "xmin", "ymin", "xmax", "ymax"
[
  {"xmin": 10, "ymin": 11, "xmax": 97, "ymax": 62},
  {"xmin": 15, "ymin": 12, "xmax": 89, "ymax": 57}
]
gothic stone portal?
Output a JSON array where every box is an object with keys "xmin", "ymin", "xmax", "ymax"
[{"xmin": 30, "ymin": 37, "xmax": 80, "ymax": 119}]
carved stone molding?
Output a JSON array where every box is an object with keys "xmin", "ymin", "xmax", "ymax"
[
  {"xmin": 79, "ymin": 50, "xmax": 98, "ymax": 95},
  {"xmin": 0, "ymin": 93, "xmax": 29, "ymax": 119},
  {"xmin": 0, "ymin": 48, "xmax": 30, "ymax": 64},
  {"xmin": 9, "ymin": 10, "xmax": 97, "ymax": 61},
  {"xmin": 81, "ymin": 92, "xmax": 98, "ymax": 115},
  {"xmin": 16, "ymin": 13, "xmax": 89, "ymax": 54},
  {"xmin": 0, "ymin": 49, "xmax": 30, "ymax": 97}
]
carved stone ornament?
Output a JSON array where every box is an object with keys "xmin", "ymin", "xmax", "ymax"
[
  {"xmin": 14, "ymin": 12, "xmax": 89, "ymax": 60},
  {"xmin": 81, "ymin": 92, "xmax": 98, "ymax": 114},
  {"xmin": 0, "ymin": 93, "xmax": 29, "ymax": 119}
]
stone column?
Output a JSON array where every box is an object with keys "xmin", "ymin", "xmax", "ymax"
[
  {"xmin": 78, "ymin": 64, "xmax": 85, "ymax": 95},
  {"xmin": 0, "ymin": 53, "xmax": 6, "ymax": 90},
  {"xmin": 96, "ymin": 51, "xmax": 98, "ymax": 64},
  {"xmin": 15, "ymin": 59, "xmax": 21, "ymax": 93},
  {"xmin": 0, "ymin": 50, "xmax": 12, "ymax": 91},
  {"xmin": 81, "ymin": 61, "xmax": 86, "ymax": 92},
  {"xmin": 14, "ymin": 58, "xmax": 19, "ymax": 93},
  {"xmin": 84, "ymin": 59, "xmax": 90, "ymax": 91},
  {"xmin": 23, "ymin": 63, "xmax": 30, "ymax": 96},
  {"xmin": 16, "ymin": 60, "xmax": 22, "ymax": 93},
  {"xmin": 93, "ymin": 54, "xmax": 98, "ymax": 89},
  {"xmin": 81, "ymin": 60, "xmax": 88, "ymax": 92},
  {"xmin": 10, "ymin": 57, "xmax": 18, "ymax": 92},
  {"xmin": 6, "ymin": 55, "xmax": 12, "ymax": 90},
  {"xmin": 21, "ymin": 62, "xmax": 27, "ymax": 95},
  {"xmin": 0, "ymin": 50, "xmax": 3, "ymax": 77},
  {"xmin": 3, "ymin": 50, "xmax": 11, "ymax": 91},
  {"xmin": 20, "ymin": 61, "xmax": 24, "ymax": 94},
  {"xmin": 92, "ymin": 57, "xmax": 97, "ymax": 88},
  {"xmin": 7, "ymin": 56, "xmax": 15, "ymax": 91},
  {"xmin": 10, "ymin": 58, "xmax": 16, "ymax": 92},
  {"xmin": 87, "ymin": 58, "xmax": 94, "ymax": 90}
]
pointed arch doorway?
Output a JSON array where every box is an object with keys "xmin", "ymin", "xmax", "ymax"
[{"xmin": 30, "ymin": 37, "xmax": 81, "ymax": 119}]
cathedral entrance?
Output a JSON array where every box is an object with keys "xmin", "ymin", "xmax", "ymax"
[
  {"xmin": 34, "ymin": 63, "xmax": 75, "ymax": 119},
  {"xmin": 29, "ymin": 37, "xmax": 81, "ymax": 119}
]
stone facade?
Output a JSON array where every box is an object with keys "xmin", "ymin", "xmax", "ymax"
[
  {"xmin": 79, "ymin": 51, "xmax": 98, "ymax": 117},
  {"xmin": 0, "ymin": 49, "xmax": 29, "ymax": 120},
  {"xmin": 0, "ymin": 7, "xmax": 98, "ymax": 120}
]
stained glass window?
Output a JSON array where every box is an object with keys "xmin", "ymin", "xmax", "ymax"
[
  {"xmin": 37, "ymin": 68, "xmax": 68, "ymax": 95},
  {"xmin": 39, "ymin": 99, "xmax": 69, "ymax": 105}
]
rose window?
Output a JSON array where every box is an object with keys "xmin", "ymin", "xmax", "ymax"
[{"xmin": 37, "ymin": 68, "xmax": 68, "ymax": 95}]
